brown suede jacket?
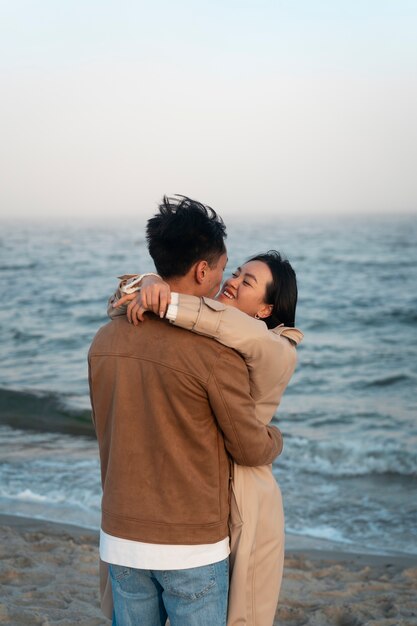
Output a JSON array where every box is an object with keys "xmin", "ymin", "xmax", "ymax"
[{"xmin": 88, "ymin": 316, "xmax": 283, "ymax": 545}]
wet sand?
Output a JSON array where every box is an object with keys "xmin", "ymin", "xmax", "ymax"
[{"xmin": 0, "ymin": 514, "xmax": 416, "ymax": 625}]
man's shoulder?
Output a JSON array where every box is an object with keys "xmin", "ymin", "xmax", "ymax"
[
  {"xmin": 166, "ymin": 324, "xmax": 249, "ymax": 380},
  {"xmin": 161, "ymin": 319, "xmax": 243, "ymax": 354},
  {"xmin": 88, "ymin": 315, "xmax": 246, "ymax": 374},
  {"xmin": 154, "ymin": 318, "xmax": 245, "ymax": 360},
  {"xmin": 88, "ymin": 317, "xmax": 130, "ymax": 356},
  {"xmin": 89, "ymin": 318, "xmax": 111, "ymax": 345}
]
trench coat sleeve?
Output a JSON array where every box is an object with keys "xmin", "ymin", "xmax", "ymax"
[
  {"xmin": 173, "ymin": 294, "xmax": 303, "ymax": 400},
  {"xmin": 107, "ymin": 289, "xmax": 125, "ymax": 319},
  {"xmin": 207, "ymin": 349, "xmax": 283, "ymax": 465},
  {"xmin": 107, "ymin": 283, "xmax": 303, "ymax": 402},
  {"xmin": 106, "ymin": 274, "xmax": 139, "ymax": 319}
]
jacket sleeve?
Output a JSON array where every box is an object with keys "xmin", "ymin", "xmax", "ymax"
[{"xmin": 206, "ymin": 348, "xmax": 283, "ymax": 466}]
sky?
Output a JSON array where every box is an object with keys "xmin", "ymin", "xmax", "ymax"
[{"xmin": 1, "ymin": 0, "xmax": 417, "ymax": 221}]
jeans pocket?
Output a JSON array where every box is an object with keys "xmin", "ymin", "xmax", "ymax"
[
  {"xmin": 162, "ymin": 564, "xmax": 216, "ymax": 600},
  {"xmin": 109, "ymin": 564, "xmax": 140, "ymax": 596}
]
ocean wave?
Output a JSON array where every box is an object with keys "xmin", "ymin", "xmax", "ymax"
[
  {"xmin": 352, "ymin": 304, "xmax": 417, "ymax": 326},
  {"xmin": 300, "ymin": 319, "xmax": 330, "ymax": 331},
  {"xmin": 0, "ymin": 484, "xmax": 100, "ymax": 509},
  {"xmin": 0, "ymin": 262, "xmax": 38, "ymax": 271},
  {"xmin": 383, "ymin": 299, "xmax": 417, "ymax": 324},
  {"xmin": 74, "ymin": 313, "xmax": 106, "ymax": 325},
  {"xmin": 386, "ymin": 309, "xmax": 417, "ymax": 324},
  {"xmin": 0, "ymin": 388, "xmax": 94, "ymax": 437},
  {"xmin": 358, "ymin": 374, "xmax": 412, "ymax": 388},
  {"xmin": 11, "ymin": 489, "xmax": 51, "ymax": 504},
  {"xmin": 280, "ymin": 436, "xmax": 417, "ymax": 478},
  {"xmin": 286, "ymin": 524, "xmax": 354, "ymax": 546},
  {"xmin": 11, "ymin": 329, "xmax": 43, "ymax": 341}
]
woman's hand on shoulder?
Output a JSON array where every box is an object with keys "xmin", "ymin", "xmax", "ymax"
[{"xmin": 112, "ymin": 276, "xmax": 171, "ymax": 326}]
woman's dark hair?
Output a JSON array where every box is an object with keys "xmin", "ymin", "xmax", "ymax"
[
  {"xmin": 248, "ymin": 250, "xmax": 298, "ymax": 328},
  {"xmin": 146, "ymin": 195, "xmax": 227, "ymax": 278}
]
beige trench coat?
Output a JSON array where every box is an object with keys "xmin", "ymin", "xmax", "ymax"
[
  {"xmin": 173, "ymin": 296, "xmax": 303, "ymax": 626},
  {"xmin": 103, "ymin": 288, "xmax": 303, "ymax": 626}
]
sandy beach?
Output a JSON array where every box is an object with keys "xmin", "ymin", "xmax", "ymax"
[{"xmin": 0, "ymin": 515, "xmax": 416, "ymax": 626}]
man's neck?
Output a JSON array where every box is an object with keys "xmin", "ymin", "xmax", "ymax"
[{"xmin": 164, "ymin": 276, "xmax": 201, "ymax": 297}]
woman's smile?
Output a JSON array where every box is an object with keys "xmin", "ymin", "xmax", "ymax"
[
  {"xmin": 217, "ymin": 260, "xmax": 274, "ymax": 318},
  {"xmin": 220, "ymin": 287, "xmax": 236, "ymax": 300}
]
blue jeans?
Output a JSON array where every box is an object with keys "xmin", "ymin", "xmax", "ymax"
[{"xmin": 109, "ymin": 559, "xmax": 229, "ymax": 626}]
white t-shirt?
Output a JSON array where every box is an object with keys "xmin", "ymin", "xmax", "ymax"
[{"xmin": 100, "ymin": 530, "xmax": 229, "ymax": 570}]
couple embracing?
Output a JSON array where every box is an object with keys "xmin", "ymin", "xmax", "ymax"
[{"xmin": 88, "ymin": 195, "xmax": 303, "ymax": 626}]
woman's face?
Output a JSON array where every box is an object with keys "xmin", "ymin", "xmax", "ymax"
[{"xmin": 217, "ymin": 260, "xmax": 274, "ymax": 319}]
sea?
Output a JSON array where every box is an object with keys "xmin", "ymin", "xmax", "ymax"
[{"xmin": 0, "ymin": 214, "xmax": 416, "ymax": 556}]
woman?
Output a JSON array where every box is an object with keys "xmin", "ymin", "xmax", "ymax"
[{"xmin": 109, "ymin": 251, "xmax": 303, "ymax": 626}]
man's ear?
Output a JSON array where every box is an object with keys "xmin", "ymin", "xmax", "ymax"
[
  {"xmin": 257, "ymin": 303, "xmax": 273, "ymax": 319},
  {"xmin": 195, "ymin": 260, "xmax": 209, "ymax": 285}
]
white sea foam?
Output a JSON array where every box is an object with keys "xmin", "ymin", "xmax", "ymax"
[
  {"xmin": 286, "ymin": 524, "xmax": 353, "ymax": 546},
  {"xmin": 13, "ymin": 489, "xmax": 50, "ymax": 503},
  {"xmin": 280, "ymin": 436, "xmax": 417, "ymax": 477}
]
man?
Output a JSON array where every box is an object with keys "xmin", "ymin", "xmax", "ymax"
[{"xmin": 88, "ymin": 196, "xmax": 283, "ymax": 626}]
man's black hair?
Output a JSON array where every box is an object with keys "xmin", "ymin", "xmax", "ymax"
[{"xmin": 146, "ymin": 195, "xmax": 227, "ymax": 278}]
